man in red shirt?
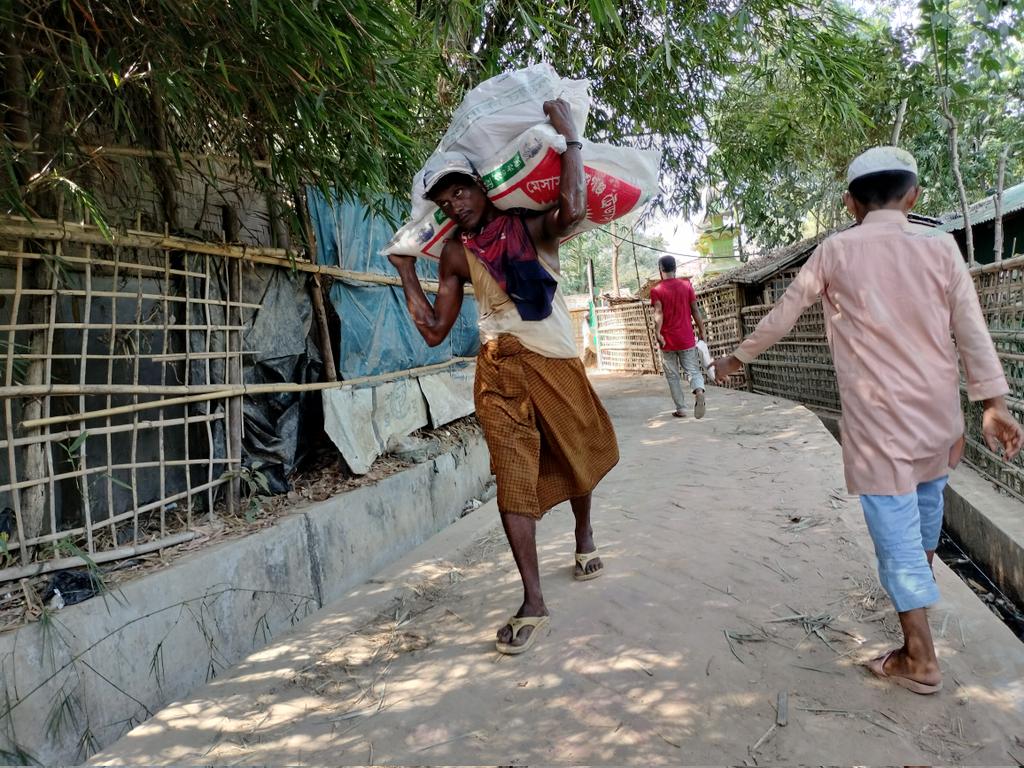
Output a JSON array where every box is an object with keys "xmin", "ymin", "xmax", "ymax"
[{"xmin": 651, "ymin": 255, "xmax": 707, "ymax": 418}]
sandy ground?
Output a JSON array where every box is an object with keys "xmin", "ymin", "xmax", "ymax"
[{"xmin": 92, "ymin": 374, "xmax": 1024, "ymax": 766}]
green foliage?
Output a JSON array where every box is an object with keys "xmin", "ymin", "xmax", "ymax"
[
  {"xmin": 707, "ymin": 0, "xmax": 1024, "ymax": 249},
  {"xmin": 560, "ymin": 224, "xmax": 668, "ymax": 295},
  {"xmin": 425, "ymin": 0, "xmax": 881, "ymax": 217},
  {"xmin": 221, "ymin": 465, "xmax": 272, "ymax": 522},
  {"xmin": 1, "ymin": 0, "xmax": 456, "ymax": 221}
]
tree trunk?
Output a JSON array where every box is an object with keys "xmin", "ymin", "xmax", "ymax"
[
  {"xmin": 4, "ymin": 24, "xmax": 54, "ymax": 542},
  {"xmin": 940, "ymin": 94, "xmax": 974, "ymax": 265},
  {"xmin": 148, "ymin": 88, "xmax": 180, "ymax": 231},
  {"xmin": 994, "ymin": 147, "xmax": 1007, "ymax": 262},
  {"xmin": 891, "ymin": 98, "xmax": 908, "ymax": 146}
]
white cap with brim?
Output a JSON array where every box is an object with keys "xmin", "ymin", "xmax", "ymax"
[
  {"xmin": 847, "ymin": 146, "xmax": 918, "ymax": 184},
  {"xmin": 422, "ymin": 151, "xmax": 477, "ymax": 198}
]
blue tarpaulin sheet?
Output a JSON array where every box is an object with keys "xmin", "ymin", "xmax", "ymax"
[{"xmin": 307, "ymin": 188, "xmax": 478, "ymax": 379}]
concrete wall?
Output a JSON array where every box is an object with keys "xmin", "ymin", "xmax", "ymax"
[
  {"xmin": 944, "ymin": 463, "xmax": 1024, "ymax": 607},
  {"xmin": 0, "ymin": 432, "xmax": 491, "ymax": 765}
]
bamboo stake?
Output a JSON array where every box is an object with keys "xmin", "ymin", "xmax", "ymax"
[
  {"xmin": 0, "ymin": 285, "xmax": 264, "ymax": 311},
  {"xmin": 3, "ymin": 257, "xmax": 27, "ymax": 564},
  {"xmin": 78, "ymin": 253, "xmax": 95, "ymax": 554},
  {"xmin": 158, "ymin": 248, "xmax": 170, "ymax": 542},
  {"xmin": 0, "ymin": 531, "xmax": 197, "ymax": 583},
  {"xmin": 0, "ymin": 322, "xmax": 246, "ymax": 333},
  {"xmin": 5, "ymin": 473, "xmax": 237, "ymax": 544},
  {"xmin": 0, "ymin": 247, "xmax": 208, "ymax": 279},
  {"xmin": 0, "ymin": 411, "xmax": 224, "ymax": 451},
  {"xmin": 0, "ymin": 219, "xmax": 463, "ymax": 294},
  {"xmin": 296, "ymin": 190, "xmax": 337, "ymax": 381},
  {"xmin": 202, "ymin": 253, "xmax": 216, "ymax": 520},
  {"xmin": 42, "ymin": 259, "xmax": 58, "ymax": 549},
  {"xmin": 128, "ymin": 268, "xmax": 143, "ymax": 545},
  {"xmin": 20, "ymin": 358, "xmax": 475, "ymax": 430},
  {"xmin": 103, "ymin": 248, "xmax": 118, "ymax": 545},
  {"xmin": 183, "ymin": 253, "xmax": 196, "ymax": 526},
  {"xmin": 226, "ymin": 257, "xmax": 242, "ymax": 514}
]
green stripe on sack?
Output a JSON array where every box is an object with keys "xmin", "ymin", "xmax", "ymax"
[{"xmin": 482, "ymin": 153, "xmax": 525, "ymax": 190}]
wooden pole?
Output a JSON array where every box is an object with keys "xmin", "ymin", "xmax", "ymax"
[
  {"xmin": 226, "ymin": 258, "xmax": 243, "ymax": 513},
  {"xmin": 295, "ymin": 190, "xmax": 338, "ymax": 381},
  {"xmin": 19, "ymin": 358, "xmax": 476, "ymax": 430},
  {"xmin": 0, "ymin": 531, "xmax": 197, "ymax": 583}
]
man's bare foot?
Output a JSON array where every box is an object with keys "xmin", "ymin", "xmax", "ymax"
[
  {"xmin": 694, "ymin": 390, "xmax": 706, "ymax": 419},
  {"xmin": 496, "ymin": 601, "xmax": 549, "ymax": 649},
  {"xmin": 673, "ymin": 410, "xmax": 686, "ymax": 418}
]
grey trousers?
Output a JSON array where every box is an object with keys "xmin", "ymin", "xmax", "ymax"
[{"xmin": 662, "ymin": 348, "xmax": 704, "ymax": 412}]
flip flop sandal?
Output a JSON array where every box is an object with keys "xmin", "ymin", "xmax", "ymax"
[
  {"xmin": 865, "ymin": 650, "xmax": 942, "ymax": 695},
  {"xmin": 574, "ymin": 550, "xmax": 604, "ymax": 581},
  {"xmin": 495, "ymin": 615, "xmax": 549, "ymax": 656},
  {"xmin": 694, "ymin": 392, "xmax": 706, "ymax": 419},
  {"xmin": 673, "ymin": 410, "xmax": 687, "ymax": 418}
]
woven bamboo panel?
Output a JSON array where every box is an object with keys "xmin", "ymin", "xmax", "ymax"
[
  {"xmin": 748, "ymin": 340, "xmax": 840, "ymax": 413},
  {"xmin": 962, "ymin": 256, "xmax": 1024, "ymax": 500},
  {"xmin": 762, "ymin": 267, "xmax": 801, "ymax": 305},
  {"xmin": 698, "ymin": 284, "xmax": 742, "ymax": 323},
  {"xmin": 707, "ymin": 337, "xmax": 747, "ymax": 390},
  {"xmin": 741, "ymin": 301, "xmax": 827, "ymax": 339},
  {"xmin": 705, "ymin": 315, "xmax": 742, "ymax": 345},
  {"xmin": 739, "ymin": 302, "xmax": 839, "ymax": 411},
  {"xmin": 594, "ymin": 302, "xmax": 661, "ymax": 374}
]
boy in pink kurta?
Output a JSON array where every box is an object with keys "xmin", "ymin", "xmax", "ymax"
[{"xmin": 715, "ymin": 147, "xmax": 1022, "ymax": 694}]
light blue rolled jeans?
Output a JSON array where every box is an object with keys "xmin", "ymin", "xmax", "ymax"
[
  {"xmin": 859, "ymin": 475, "xmax": 948, "ymax": 612},
  {"xmin": 662, "ymin": 347, "xmax": 704, "ymax": 412}
]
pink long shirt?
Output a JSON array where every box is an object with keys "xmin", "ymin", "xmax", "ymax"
[{"xmin": 734, "ymin": 209, "xmax": 1008, "ymax": 496}]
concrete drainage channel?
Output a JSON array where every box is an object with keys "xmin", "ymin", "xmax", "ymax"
[
  {"xmin": 815, "ymin": 409, "xmax": 1024, "ymax": 645},
  {"xmin": 0, "ymin": 430, "xmax": 494, "ymax": 766}
]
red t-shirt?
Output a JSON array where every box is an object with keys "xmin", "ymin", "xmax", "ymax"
[{"xmin": 650, "ymin": 278, "xmax": 697, "ymax": 351}]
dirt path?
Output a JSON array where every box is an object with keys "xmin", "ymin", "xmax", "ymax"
[{"xmin": 93, "ymin": 374, "xmax": 1024, "ymax": 765}]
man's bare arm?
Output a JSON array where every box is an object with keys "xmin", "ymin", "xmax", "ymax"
[
  {"xmin": 388, "ymin": 240, "xmax": 467, "ymax": 347},
  {"xmin": 541, "ymin": 99, "xmax": 586, "ymax": 241},
  {"xmin": 690, "ymin": 299, "xmax": 706, "ymax": 341},
  {"xmin": 653, "ymin": 299, "xmax": 665, "ymax": 348}
]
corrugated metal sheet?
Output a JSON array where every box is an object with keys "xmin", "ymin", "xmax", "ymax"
[{"xmin": 941, "ymin": 181, "xmax": 1024, "ymax": 231}]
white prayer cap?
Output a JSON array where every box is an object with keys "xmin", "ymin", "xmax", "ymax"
[
  {"xmin": 422, "ymin": 151, "xmax": 477, "ymax": 197},
  {"xmin": 846, "ymin": 146, "xmax": 918, "ymax": 184}
]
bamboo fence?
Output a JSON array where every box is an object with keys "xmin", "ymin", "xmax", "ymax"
[
  {"xmin": 0, "ymin": 216, "xmax": 471, "ymax": 583},
  {"xmin": 593, "ymin": 302, "xmax": 661, "ymax": 374}
]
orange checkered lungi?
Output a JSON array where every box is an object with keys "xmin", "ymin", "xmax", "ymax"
[{"xmin": 475, "ymin": 335, "xmax": 619, "ymax": 519}]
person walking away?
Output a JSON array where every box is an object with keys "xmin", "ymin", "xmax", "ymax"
[
  {"xmin": 714, "ymin": 146, "xmax": 1022, "ymax": 694},
  {"xmin": 388, "ymin": 99, "xmax": 619, "ymax": 656},
  {"xmin": 651, "ymin": 255, "xmax": 708, "ymax": 418}
]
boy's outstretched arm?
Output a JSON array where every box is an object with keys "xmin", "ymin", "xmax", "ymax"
[
  {"xmin": 714, "ymin": 244, "xmax": 827, "ymax": 382},
  {"xmin": 946, "ymin": 246, "xmax": 1022, "ymax": 460}
]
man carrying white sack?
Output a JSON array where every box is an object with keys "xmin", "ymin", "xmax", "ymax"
[{"xmin": 388, "ymin": 99, "xmax": 619, "ymax": 656}]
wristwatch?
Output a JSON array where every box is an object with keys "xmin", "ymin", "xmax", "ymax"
[{"xmin": 565, "ymin": 140, "xmax": 583, "ymax": 151}]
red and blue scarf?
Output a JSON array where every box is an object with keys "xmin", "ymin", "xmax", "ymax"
[{"xmin": 461, "ymin": 213, "xmax": 556, "ymax": 321}]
